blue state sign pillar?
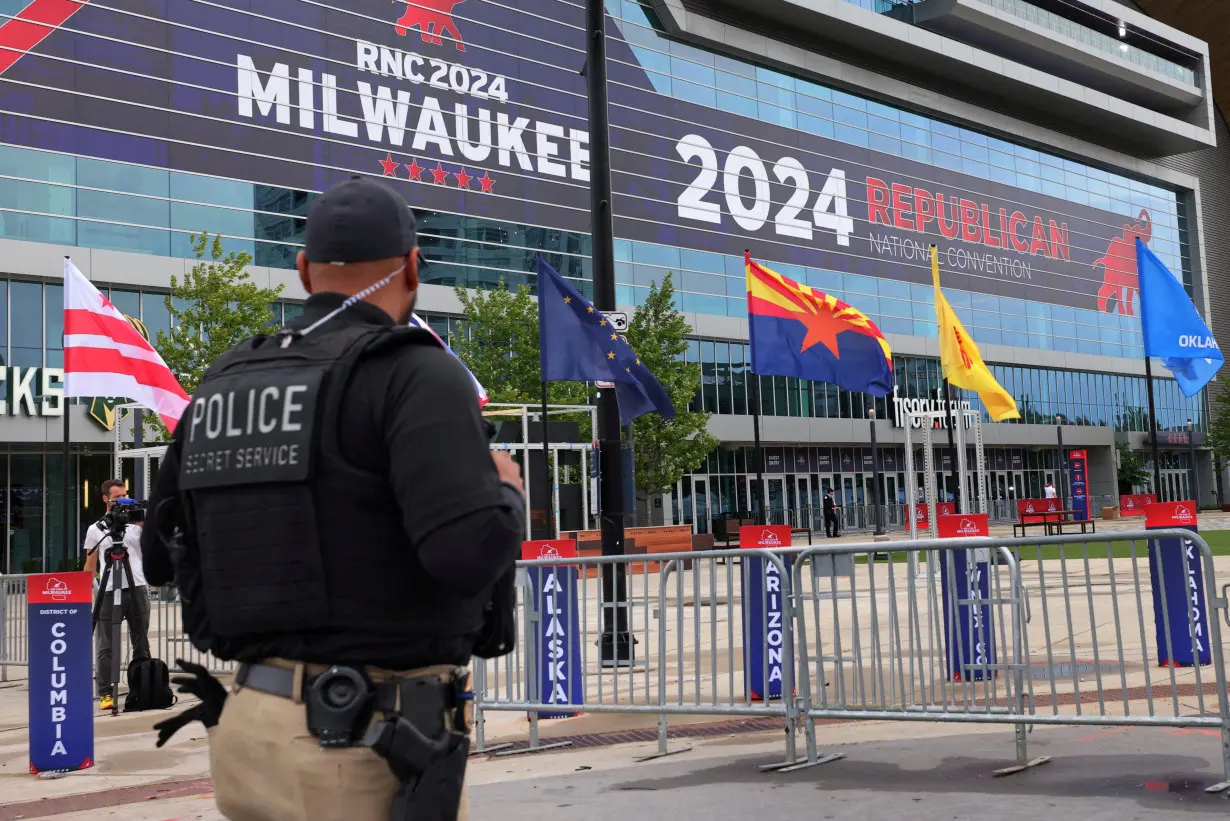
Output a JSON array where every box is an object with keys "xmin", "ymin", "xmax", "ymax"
[
  {"xmin": 522, "ymin": 540, "xmax": 584, "ymax": 718},
  {"xmin": 936, "ymin": 515, "xmax": 996, "ymax": 682},
  {"xmin": 740, "ymin": 525, "xmax": 792, "ymax": 701},
  {"xmin": 27, "ymin": 572, "xmax": 94, "ymax": 774},
  {"xmin": 1068, "ymin": 449, "xmax": 1089, "ymax": 520},
  {"xmin": 1144, "ymin": 502, "xmax": 1212, "ymax": 667}
]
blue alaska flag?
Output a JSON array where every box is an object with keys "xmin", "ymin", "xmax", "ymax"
[
  {"xmin": 1137, "ymin": 237, "xmax": 1223, "ymax": 396},
  {"xmin": 537, "ymin": 257, "xmax": 675, "ymax": 425}
]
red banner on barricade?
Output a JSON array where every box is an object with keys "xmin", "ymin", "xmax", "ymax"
[
  {"xmin": 936, "ymin": 514, "xmax": 989, "ymax": 538},
  {"xmin": 1120, "ymin": 494, "xmax": 1157, "ymax": 516},
  {"xmin": 1017, "ymin": 498, "xmax": 1061, "ymax": 522}
]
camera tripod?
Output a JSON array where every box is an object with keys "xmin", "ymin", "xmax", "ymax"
[{"xmin": 91, "ymin": 529, "xmax": 139, "ymax": 718}]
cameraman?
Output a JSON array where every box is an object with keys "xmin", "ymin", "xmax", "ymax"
[{"xmin": 83, "ymin": 478, "xmax": 151, "ymax": 712}]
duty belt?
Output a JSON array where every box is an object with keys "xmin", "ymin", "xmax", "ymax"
[
  {"xmin": 234, "ymin": 662, "xmax": 470, "ymax": 740},
  {"xmin": 236, "ymin": 661, "xmax": 472, "ymax": 821}
]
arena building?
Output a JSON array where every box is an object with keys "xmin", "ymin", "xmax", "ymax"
[{"xmin": 0, "ymin": 0, "xmax": 1223, "ymax": 569}]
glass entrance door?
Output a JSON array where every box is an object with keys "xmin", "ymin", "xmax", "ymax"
[
  {"xmin": 767, "ymin": 477, "xmax": 785, "ymax": 525},
  {"xmin": 692, "ymin": 477, "xmax": 709, "ymax": 534},
  {"xmin": 796, "ymin": 476, "xmax": 812, "ymax": 530},
  {"xmin": 1160, "ymin": 469, "xmax": 1189, "ymax": 503}
]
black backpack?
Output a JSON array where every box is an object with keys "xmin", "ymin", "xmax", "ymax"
[{"xmin": 124, "ymin": 658, "xmax": 176, "ymax": 712}]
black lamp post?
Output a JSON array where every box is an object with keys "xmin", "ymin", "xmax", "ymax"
[
  {"xmin": 1055, "ymin": 414, "xmax": 1065, "ymax": 508},
  {"xmin": 870, "ymin": 407, "xmax": 885, "ymax": 535},
  {"xmin": 1188, "ymin": 418, "xmax": 1200, "ymax": 506}
]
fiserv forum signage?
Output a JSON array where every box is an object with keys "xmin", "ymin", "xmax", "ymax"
[{"xmin": 0, "ymin": 0, "xmax": 1163, "ymax": 312}]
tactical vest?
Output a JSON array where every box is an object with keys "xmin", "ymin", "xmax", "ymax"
[{"xmin": 177, "ymin": 323, "xmax": 484, "ymax": 660}]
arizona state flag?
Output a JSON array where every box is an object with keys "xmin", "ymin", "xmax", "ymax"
[
  {"xmin": 746, "ymin": 252, "xmax": 892, "ymax": 396},
  {"xmin": 930, "ymin": 245, "xmax": 1020, "ymax": 421}
]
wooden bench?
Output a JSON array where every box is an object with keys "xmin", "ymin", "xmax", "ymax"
[
  {"xmin": 684, "ymin": 534, "xmax": 716, "ymax": 569},
  {"xmin": 791, "ymin": 527, "xmax": 812, "ymax": 546},
  {"xmin": 565, "ymin": 525, "xmax": 693, "ymax": 578},
  {"xmin": 1012, "ymin": 521, "xmax": 1050, "ymax": 538},
  {"xmin": 1048, "ymin": 519, "xmax": 1095, "ymax": 535},
  {"xmin": 713, "ymin": 517, "xmax": 755, "ymax": 547},
  {"xmin": 1013, "ymin": 518, "xmax": 1096, "ymax": 537}
]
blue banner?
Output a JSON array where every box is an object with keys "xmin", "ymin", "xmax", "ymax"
[
  {"xmin": 1068, "ymin": 449, "xmax": 1089, "ymax": 521},
  {"xmin": 521, "ymin": 541, "xmax": 584, "ymax": 718},
  {"xmin": 1145, "ymin": 503, "xmax": 1211, "ymax": 667},
  {"xmin": 740, "ymin": 525, "xmax": 792, "ymax": 701},
  {"xmin": 27, "ymin": 572, "xmax": 94, "ymax": 774},
  {"xmin": 937, "ymin": 515, "xmax": 996, "ymax": 682},
  {"xmin": 0, "ymin": 0, "xmax": 1175, "ymax": 314}
]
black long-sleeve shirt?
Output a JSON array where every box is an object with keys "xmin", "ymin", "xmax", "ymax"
[{"xmin": 143, "ymin": 294, "xmax": 524, "ymax": 609}]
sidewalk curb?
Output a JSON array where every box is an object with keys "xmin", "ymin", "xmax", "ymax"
[{"xmin": 0, "ymin": 778, "xmax": 213, "ymax": 821}]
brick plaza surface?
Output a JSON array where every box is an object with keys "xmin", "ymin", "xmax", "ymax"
[{"xmin": 3, "ymin": 514, "xmax": 1230, "ymax": 817}]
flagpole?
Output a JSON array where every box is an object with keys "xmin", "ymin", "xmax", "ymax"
[
  {"xmin": 751, "ymin": 371, "xmax": 765, "ymax": 525},
  {"xmin": 62, "ymin": 257, "xmax": 71, "ymax": 568},
  {"xmin": 1144, "ymin": 357, "xmax": 1164, "ymax": 500},
  {"xmin": 944, "ymin": 379, "xmax": 959, "ymax": 509},
  {"xmin": 585, "ymin": 0, "xmax": 632, "ymax": 667},
  {"xmin": 540, "ymin": 380, "xmax": 553, "ymax": 538}
]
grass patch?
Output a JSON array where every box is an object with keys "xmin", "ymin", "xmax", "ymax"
[{"xmin": 853, "ymin": 528, "xmax": 1230, "ymax": 563}]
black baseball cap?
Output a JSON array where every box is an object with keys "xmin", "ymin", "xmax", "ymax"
[{"xmin": 304, "ymin": 176, "xmax": 419, "ymax": 265}]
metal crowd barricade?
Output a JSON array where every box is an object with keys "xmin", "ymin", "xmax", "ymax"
[
  {"xmin": 787, "ymin": 530, "xmax": 1230, "ymax": 789},
  {"xmin": 473, "ymin": 529, "xmax": 1230, "ymax": 788},
  {"xmin": 145, "ymin": 584, "xmax": 237, "ymax": 676},
  {"xmin": 472, "ymin": 548, "xmax": 806, "ymax": 767},
  {"xmin": 0, "ymin": 575, "xmax": 246, "ymax": 684},
  {"xmin": 0, "ymin": 574, "xmax": 29, "ymax": 681}
]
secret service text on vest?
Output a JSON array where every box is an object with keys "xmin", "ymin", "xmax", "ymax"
[{"xmin": 182, "ymin": 385, "xmax": 307, "ymax": 477}]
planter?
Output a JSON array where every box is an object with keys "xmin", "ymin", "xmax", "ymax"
[{"xmin": 1101, "ymin": 507, "xmax": 1118, "ymax": 520}]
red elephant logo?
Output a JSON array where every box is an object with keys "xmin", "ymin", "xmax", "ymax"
[
  {"xmin": 1094, "ymin": 209, "xmax": 1151, "ymax": 316},
  {"xmin": 394, "ymin": 0, "xmax": 467, "ymax": 51}
]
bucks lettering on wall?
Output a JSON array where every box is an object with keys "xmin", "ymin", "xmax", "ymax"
[{"xmin": 0, "ymin": 367, "xmax": 65, "ymax": 417}]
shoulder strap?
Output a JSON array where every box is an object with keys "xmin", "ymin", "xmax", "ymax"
[{"xmin": 317, "ymin": 326, "xmax": 443, "ymax": 476}]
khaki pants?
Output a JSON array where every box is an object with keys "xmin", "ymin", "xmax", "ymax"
[{"xmin": 209, "ymin": 660, "xmax": 470, "ymax": 821}]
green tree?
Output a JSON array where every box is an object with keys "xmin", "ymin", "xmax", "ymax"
[
  {"xmin": 449, "ymin": 280, "xmax": 589, "ymax": 406},
  {"xmin": 1115, "ymin": 439, "xmax": 1150, "ymax": 494},
  {"xmin": 626, "ymin": 273, "xmax": 717, "ymax": 511},
  {"xmin": 1206, "ymin": 385, "xmax": 1230, "ymax": 501},
  {"xmin": 150, "ymin": 233, "xmax": 283, "ymax": 439}
]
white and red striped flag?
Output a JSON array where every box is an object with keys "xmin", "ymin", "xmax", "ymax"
[
  {"xmin": 62, "ymin": 258, "xmax": 190, "ymax": 432},
  {"xmin": 408, "ymin": 312, "xmax": 489, "ymax": 407}
]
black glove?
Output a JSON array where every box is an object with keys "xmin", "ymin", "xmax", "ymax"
[{"xmin": 152, "ymin": 659, "xmax": 229, "ymax": 748}]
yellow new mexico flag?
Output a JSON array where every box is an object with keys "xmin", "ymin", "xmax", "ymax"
[{"xmin": 930, "ymin": 246, "xmax": 1020, "ymax": 421}]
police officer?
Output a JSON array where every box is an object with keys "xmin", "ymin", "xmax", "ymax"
[{"xmin": 141, "ymin": 176, "xmax": 525, "ymax": 821}]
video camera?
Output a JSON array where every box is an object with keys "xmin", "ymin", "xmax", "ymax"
[{"xmin": 103, "ymin": 497, "xmax": 146, "ymax": 538}]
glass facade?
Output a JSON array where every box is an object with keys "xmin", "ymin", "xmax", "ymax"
[
  {"xmin": 969, "ymin": 0, "xmax": 1195, "ymax": 85},
  {"xmin": 686, "ymin": 340, "xmax": 1204, "ymax": 433},
  {"xmin": 0, "ymin": 276, "xmax": 305, "ymax": 370},
  {"xmin": 0, "ymin": 0, "xmax": 1208, "ymax": 555},
  {"xmin": 0, "ymin": 145, "xmax": 1170, "ymax": 361},
  {"xmin": 1, "ymin": 450, "xmax": 119, "ymax": 575},
  {"xmin": 837, "ymin": 0, "xmax": 1196, "ymax": 85}
]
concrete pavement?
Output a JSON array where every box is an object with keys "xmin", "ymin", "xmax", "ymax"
[
  {"xmin": 4, "ymin": 710, "xmax": 1230, "ymax": 819},
  {"xmin": 5, "ymin": 512, "xmax": 1230, "ymax": 817}
]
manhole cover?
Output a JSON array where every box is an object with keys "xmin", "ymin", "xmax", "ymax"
[{"xmin": 1029, "ymin": 662, "xmax": 1122, "ymax": 679}]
